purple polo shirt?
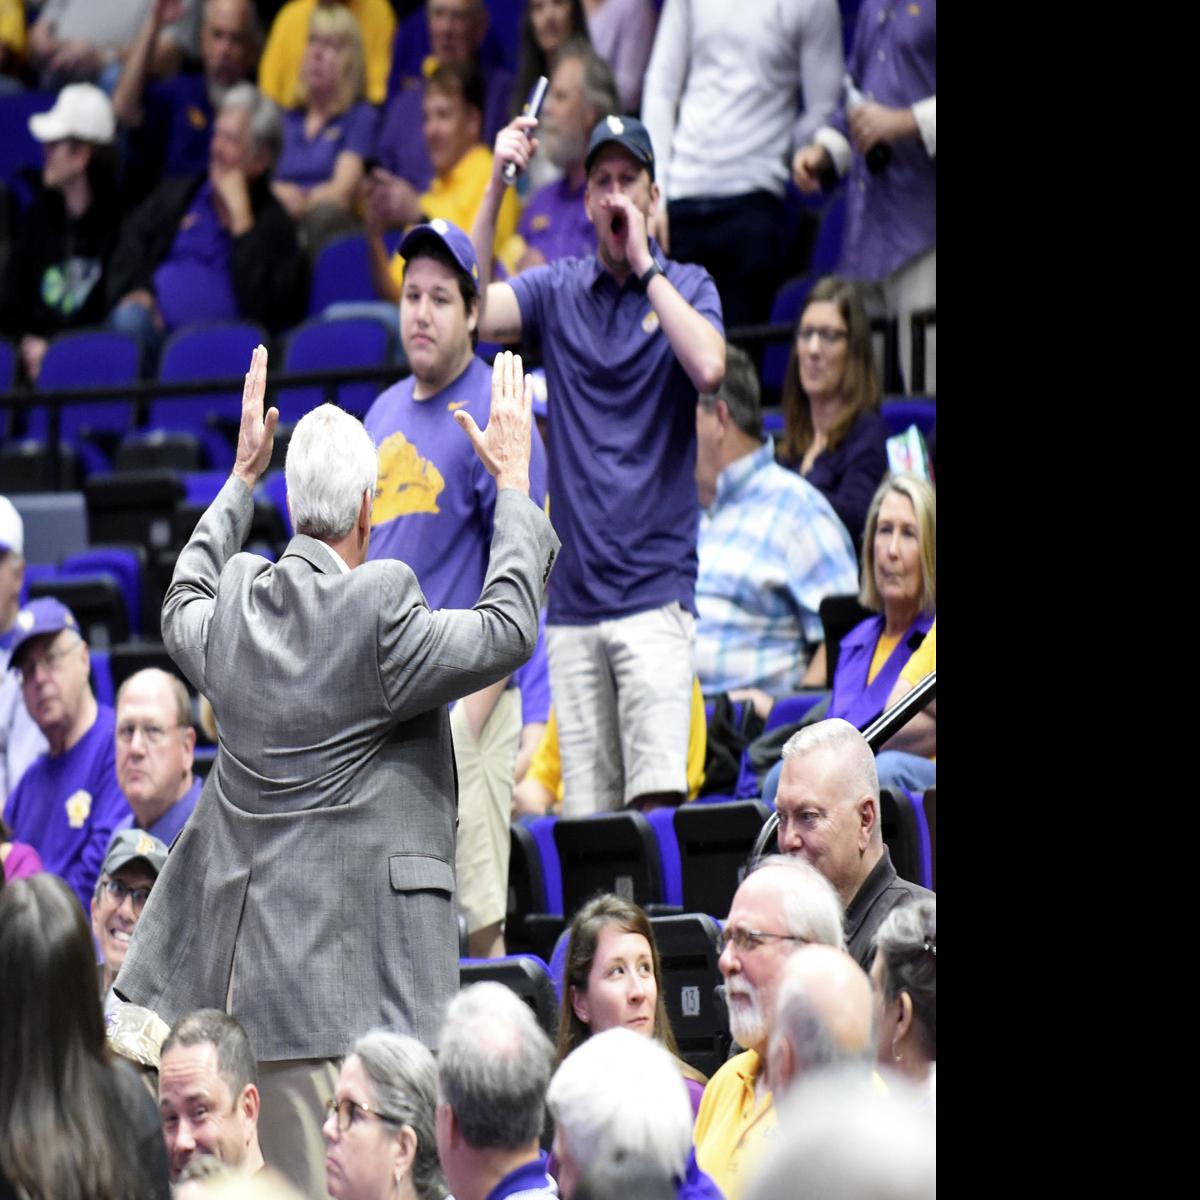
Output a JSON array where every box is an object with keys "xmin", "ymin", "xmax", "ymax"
[
  {"xmin": 364, "ymin": 356, "xmax": 548, "ymax": 611},
  {"xmin": 517, "ymin": 176, "xmax": 593, "ymax": 265},
  {"xmin": 4, "ymin": 704, "xmax": 132, "ymax": 912},
  {"xmin": 833, "ymin": 0, "xmax": 936, "ymax": 281},
  {"xmin": 276, "ymin": 101, "xmax": 379, "ymax": 189},
  {"xmin": 113, "ymin": 774, "xmax": 202, "ymax": 848},
  {"xmin": 484, "ymin": 1151, "xmax": 558, "ymax": 1200},
  {"xmin": 509, "ymin": 242, "xmax": 723, "ymax": 624},
  {"xmin": 153, "ymin": 181, "xmax": 239, "ymax": 332}
]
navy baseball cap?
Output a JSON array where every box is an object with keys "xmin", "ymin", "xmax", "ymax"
[
  {"xmin": 8, "ymin": 597, "xmax": 81, "ymax": 665},
  {"xmin": 585, "ymin": 114, "xmax": 655, "ymax": 181},
  {"xmin": 399, "ymin": 219, "xmax": 481, "ymax": 295}
]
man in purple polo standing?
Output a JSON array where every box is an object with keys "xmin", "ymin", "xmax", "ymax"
[{"xmin": 472, "ymin": 113, "xmax": 726, "ymax": 817}]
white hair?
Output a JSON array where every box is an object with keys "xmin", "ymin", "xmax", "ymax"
[
  {"xmin": 746, "ymin": 855, "xmax": 845, "ymax": 949},
  {"xmin": 547, "ymin": 1028, "xmax": 692, "ymax": 1182},
  {"xmin": 284, "ymin": 404, "xmax": 378, "ymax": 541}
]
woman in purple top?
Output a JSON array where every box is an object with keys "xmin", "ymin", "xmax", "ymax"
[
  {"xmin": 555, "ymin": 894, "xmax": 707, "ymax": 1118},
  {"xmin": 272, "ymin": 3, "xmax": 378, "ymax": 254},
  {"xmin": 512, "ymin": 0, "xmax": 590, "ymax": 118},
  {"xmin": 583, "ymin": 0, "xmax": 658, "ymax": 113},
  {"xmin": 778, "ymin": 275, "xmax": 889, "ymax": 552}
]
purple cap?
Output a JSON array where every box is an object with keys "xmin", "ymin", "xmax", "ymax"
[
  {"xmin": 7, "ymin": 597, "xmax": 81, "ymax": 666},
  {"xmin": 585, "ymin": 114, "xmax": 655, "ymax": 180},
  {"xmin": 399, "ymin": 219, "xmax": 481, "ymax": 295}
]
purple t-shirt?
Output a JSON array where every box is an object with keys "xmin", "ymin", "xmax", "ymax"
[
  {"xmin": 3, "ymin": 704, "xmax": 131, "ymax": 912},
  {"xmin": 509, "ymin": 244, "xmax": 723, "ymax": 624},
  {"xmin": 511, "ymin": 612, "xmax": 550, "ymax": 725},
  {"xmin": 153, "ymin": 180, "xmax": 239, "ymax": 332},
  {"xmin": 364, "ymin": 356, "xmax": 548, "ymax": 611},
  {"xmin": 276, "ymin": 101, "xmax": 379, "ymax": 190},
  {"xmin": 517, "ymin": 176, "xmax": 594, "ymax": 266}
]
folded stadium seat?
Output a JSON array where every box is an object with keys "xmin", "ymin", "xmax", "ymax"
[
  {"xmin": 85, "ymin": 469, "xmax": 185, "ymax": 554},
  {"xmin": 115, "ymin": 430, "xmax": 204, "ymax": 472},
  {"xmin": 182, "ymin": 469, "xmax": 231, "ymax": 507},
  {"xmin": 88, "ymin": 647, "xmax": 114, "ymax": 708},
  {"xmin": 258, "ymin": 470, "xmax": 294, "ymax": 538},
  {"xmin": 506, "ymin": 821, "xmax": 549, "ymax": 957},
  {"xmin": 553, "ymin": 811, "xmax": 667, "ymax": 924},
  {"xmin": 547, "ymin": 925, "xmax": 570, "ymax": 1001},
  {"xmin": 58, "ymin": 546, "xmax": 146, "ymax": 636},
  {"xmin": 152, "ymin": 320, "xmax": 267, "ymax": 469},
  {"xmin": 879, "ymin": 786, "xmax": 933, "ymax": 891},
  {"xmin": 674, "ymin": 800, "xmax": 772, "ymax": 920},
  {"xmin": 880, "ymin": 396, "xmax": 936, "ymax": 437},
  {"xmin": 307, "ymin": 233, "xmax": 382, "ymax": 317},
  {"xmin": 649, "ymin": 913, "xmax": 732, "ymax": 1079},
  {"xmin": 9, "ymin": 491, "xmax": 89, "ymax": 563},
  {"xmin": 277, "ymin": 315, "xmax": 395, "ymax": 421},
  {"xmin": 27, "ymin": 573, "xmax": 129, "ymax": 650},
  {"xmin": 923, "ymin": 787, "xmax": 936, "ymax": 890},
  {"xmin": 458, "ymin": 955, "xmax": 559, "ymax": 1039},
  {"xmin": 18, "ymin": 561, "xmax": 56, "ymax": 605},
  {"xmin": 647, "ymin": 807, "xmax": 684, "ymax": 908},
  {"xmin": 818, "ymin": 593, "xmax": 874, "ymax": 686},
  {"xmin": 108, "ymin": 641, "xmax": 186, "ymax": 699},
  {"xmin": 0, "ymin": 440, "xmax": 83, "ymax": 491}
]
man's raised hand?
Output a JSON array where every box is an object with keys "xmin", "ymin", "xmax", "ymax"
[
  {"xmin": 454, "ymin": 351, "xmax": 532, "ymax": 495},
  {"xmin": 232, "ymin": 344, "xmax": 278, "ymax": 489}
]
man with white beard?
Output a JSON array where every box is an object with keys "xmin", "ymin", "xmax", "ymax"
[{"xmin": 692, "ymin": 855, "xmax": 843, "ymax": 1200}]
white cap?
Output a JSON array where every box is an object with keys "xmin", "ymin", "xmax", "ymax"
[
  {"xmin": 0, "ymin": 496, "xmax": 23, "ymax": 557},
  {"xmin": 29, "ymin": 83, "xmax": 116, "ymax": 146}
]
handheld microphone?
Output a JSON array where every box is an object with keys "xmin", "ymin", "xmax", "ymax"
[{"xmin": 502, "ymin": 75, "xmax": 549, "ymax": 186}]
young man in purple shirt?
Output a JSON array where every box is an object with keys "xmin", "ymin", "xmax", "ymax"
[
  {"xmin": 364, "ymin": 218, "xmax": 547, "ymax": 957},
  {"xmin": 3, "ymin": 597, "xmax": 131, "ymax": 911},
  {"xmin": 472, "ymin": 113, "xmax": 725, "ymax": 817}
]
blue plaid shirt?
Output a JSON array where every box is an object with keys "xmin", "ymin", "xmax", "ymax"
[{"xmin": 695, "ymin": 441, "xmax": 859, "ymax": 696}]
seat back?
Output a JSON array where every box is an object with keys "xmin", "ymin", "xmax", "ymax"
[
  {"xmin": 27, "ymin": 574, "xmax": 129, "ymax": 649},
  {"xmin": 732, "ymin": 691, "xmax": 825, "ymax": 799},
  {"xmin": 0, "ymin": 441, "xmax": 84, "ymax": 492},
  {"xmin": 646, "ymin": 806, "xmax": 684, "ymax": 907},
  {"xmin": 115, "ymin": 431, "xmax": 204, "ymax": 472},
  {"xmin": 553, "ymin": 812, "xmax": 664, "ymax": 922},
  {"xmin": 879, "ymin": 786, "xmax": 931, "ymax": 889},
  {"xmin": 881, "ymin": 397, "xmax": 936, "ymax": 437},
  {"xmin": 761, "ymin": 275, "xmax": 813, "ymax": 393},
  {"xmin": 29, "ymin": 329, "xmax": 140, "ymax": 441},
  {"xmin": 674, "ymin": 801, "xmax": 772, "ymax": 918},
  {"xmin": 59, "ymin": 546, "xmax": 145, "ymax": 635},
  {"xmin": 819, "ymin": 593, "xmax": 875, "ymax": 686},
  {"xmin": 506, "ymin": 821, "xmax": 548, "ymax": 955},
  {"xmin": 10, "ymin": 491, "xmax": 89, "ymax": 563},
  {"xmin": 108, "ymin": 640, "xmax": 190, "ymax": 700},
  {"xmin": 308, "ymin": 233, "xmax": 379, "ymax": 315},
  {"xmin": 458, "ymin": 955, "xmax": 559, "ymax": 1039},
  {"xmin": 89, "ymin": 648, "xmax": 114, "ymax": 708},
  {"xmin": 84, "ymin": 469, "xmax": 186, "ymax": 556},
  {"xmin": 278, "ymin": 316, "xmax": 393, "ymax": 421}
]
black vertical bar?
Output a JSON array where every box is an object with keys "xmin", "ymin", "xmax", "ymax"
[{"xmin": 911, "ymin": 312, "xmax": 926, "ymax": 395}]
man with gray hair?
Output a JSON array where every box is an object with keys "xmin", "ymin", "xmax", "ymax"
[
  {"xmin": 106, "ymin": 80, "xmax": 306, "ymax": 366},
  {"xmin": 436, "ymin": 981, "xmax": 558, "ymax": 1200},
  {"xmin": 116, "ymin": 348, "xmax": 558, "ymax": 1199},
  {"xmin": 693, "ymin": 855, "xmax": 844, "ymax": 1200},
  {"xmin": 693, "ymin": 343, "xmax": 857, "ymax": 701},
  {"xmin": 775, "ymin": 718, "xmax": 933, "ymax": 970}
]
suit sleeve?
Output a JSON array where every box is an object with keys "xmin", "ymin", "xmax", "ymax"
[{"xmin": 378, "ymin": 489, "xmax": 559, "ymax": 723}]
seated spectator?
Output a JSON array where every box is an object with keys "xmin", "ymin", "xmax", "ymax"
[
  {"xmin": 548, "ymin": 1027, "xmax": 721, "ymax": 1199},
  {"xmin": 0, "ymin": 873, "xmax": 170, "ymax": 1199},
  {"xmin": 113, "ymin": 668, "xmax": 203, "ymax": 844},
  {"xmin": 4, "ymin": 598, "xmax": 131, "ymax": 912},
  {"xmin": 258, "ymin": 0, "xmax": 394, "ymax": 108},
  {"xmin": 0, "ymin": 83, "xmax": 120, "ymax": 383},
  {"xmin": 322, "ymin": 1029, "xmax": 445, "ymax": 1200},
  {"xmin": 377, "ymin": 0, "xmax": 514, "ymax": 193},
  {"xmin": 106, "ymin": 82, "xmax": 308, "ymax": 365},
  {"xmin": 364, "ymin": 62, "xmax": 519, "ymax": 304},
  {"xmin": 436, "ymin": 982, "xmax": 558, "ymax": 1200},
  {"xmin": 873, "ymin": 618, "xmax": 935, "ymax": 794},
  {"xmin": 91, "ymin": 827, "xmax": 168, "ymax": 1014},
  {"xmin": 869, "ymin": 898, "xmax": 935, "ymax": 1099},
  {"xmin": 777, "ymin": 276, "xmax": 889, "ymax": 551},
  {"xmin": 694, "ymin": 343, "xmax": 858, "ymax": 701},
  {"xmin": 159, "ymin": 1009, "xmax": 266, "ymax": 1183},
  {"xmin": 1, "ymin": 814, "xmax": 42, "ymax": 882},
  {"xmin": 499, "ymin": 36, "xmax": 618, "ymax": 274},
  {"xmin": 574, "ymin": 1152, "xmax": 675, "ymax": 1200},
  {"xmin": 272, "ymin": 0, "xmax": 378, "ymax": 253},
  {"xmin": 0, "ymin": 0, "xmax": 26, "ymax": 92},
  {"xmin": 557, "ymin": 894, "xmax": 708, "ymax": 1116},
  {"xmin": 113, "ymin": 0, "xmax": 262, "ymax": 196},
  {"xmin": 583, "ymin": 0, "xmax": 658, "ymax": 114},
  {"xmin": 29, "ymin": 0, "xmax": 198, "ymax": 90}
]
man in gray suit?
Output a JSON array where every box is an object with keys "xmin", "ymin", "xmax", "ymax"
[{"xmin": 114, "ymin": 347, "xmax": 558, "ymax": 1200}]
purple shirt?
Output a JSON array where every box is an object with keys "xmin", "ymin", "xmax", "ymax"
[
  {"xmin": 511, "ymin": 612, "xmax": 550, "ymax": 725},
  {"xmin": 276, "ymin": 101, "xmax": 379, "ymax": 189},
  {"xmin": 834, "ymin": 0, "xmax": 936, "ymax": 281},
  {"xmin": 485, "ymin": 1151, "xmax": 559, "ymax": 1200},
  {"xmin": 516, "ymin": 176, "xmax": 594, "ymax": 266},
  {"xmin": 113, "ymin": 774, "xmax": 202, "ymax": 847},
  {"xmin": 829, "ymin": 611, "xmax": 934, "ymax": 729},
  {"xmin": 509, "ymin": 242, "xmax": 724, "ymax": 624},
  {"xmin": 160, "ymin": 74, "xmax": 215, "ymax": 179},
  {"xmin": 364, "ymin": 356, "xmax": 548, "ymax": 611},
  {"xmin": 153, "ymin": 180, "xmax": 239, "ymax": 332},
  {"xmin": 3, "ymin": 704, "xmax": 131, "ymax": 912}
]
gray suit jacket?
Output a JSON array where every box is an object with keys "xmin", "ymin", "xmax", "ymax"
[{"xmin": 114, "ymin": 476, "xmax": 558, "ymax": 1061}]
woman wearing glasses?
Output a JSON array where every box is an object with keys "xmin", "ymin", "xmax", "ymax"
[
  {"xmin": 555, "ymin": 894, "xmax": 707, "ymax": 1117},
  {"xmin": 322, "ymin": 1030, "xmax": 446, "ymax": 1200},
  {"xmin": 777, "ymin": 275, "xmax": 889, "ymax": 553}
]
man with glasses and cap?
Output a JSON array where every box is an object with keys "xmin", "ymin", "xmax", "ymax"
[{"xmin": 3, "ymin": 596, "xmax": 130, "ymax": 911}]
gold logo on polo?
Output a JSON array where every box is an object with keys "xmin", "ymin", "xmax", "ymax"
[
  {"xmin": 66, "ymin": 790, "xmax": 92, "ymax": 829},
  {"xmin": 642, "ymin": 310, "xmax": 660, "ymax": 334},
  {"xmin": 606, "ymin": 115, "xmax": 625, "ymax": 135},
  {"xmin": 447, "ymin": 400, "xmax": 467, "ymax": 412},
  {"xmin": 373, "ymin": 432, "xmax": 444, "ymax": 520},
  {"xmin": 186, "ymin": 106, "xmax": 208, "ymax": 130}
]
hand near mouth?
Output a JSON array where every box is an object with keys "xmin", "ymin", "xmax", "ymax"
[{"xmin": 599, "ymin": 193, "xmax": 653, "ymax": 277}]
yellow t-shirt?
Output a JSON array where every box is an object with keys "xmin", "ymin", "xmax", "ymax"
[
  {"xmin": 0, "ymin": 0, "xmax": 26, "ymax": 54},
  {"xmin": 386, "ymin": 144, "xmax": 520, "ymax": 287},
  {"xmin": 899, "ymin": 618, "xmax": 935, "ymax": 686},
  {"xmin": 867, "ymin": 630, "xmax": 902, "ymax": 684},
  {"xmin": 526, "ymin": 678, "xmax": 708, "ymax": 807},
  {"xmin": 692, "ymin": 1050, "xmax": 776, "ymax": 1200},
  {"xmin": 258, "ymin": 0, "xmax": 396, "ymax": 107}
]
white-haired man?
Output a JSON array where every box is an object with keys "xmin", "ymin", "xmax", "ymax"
[
  {"xmin": 115, "ymin": 346, "xmax": 558, "ymax": 1200},
  {"xmin": 693, "ymin": 855, "xmax": 844, "ymax": 1200}
]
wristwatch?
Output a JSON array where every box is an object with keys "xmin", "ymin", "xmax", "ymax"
[{"xmin": 638, "ymin": 262, "xmax": 663, "ymax": 289}]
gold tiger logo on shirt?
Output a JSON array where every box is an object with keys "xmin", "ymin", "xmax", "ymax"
[{"xmin": 372, "ymin": 432, "xmax": 445, "ymax": 521}]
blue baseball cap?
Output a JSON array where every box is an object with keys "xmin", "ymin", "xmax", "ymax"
[
  {"xmin": 585, "ymin": 114, "xmax": 655, "ymax": 181},
  {"xmin": 7, "ymin": 597, "xmax": 81, "ymax": 667},
  {"xmin": 399, "ymin": 219, "xmax": 481, "ymax": 295}
]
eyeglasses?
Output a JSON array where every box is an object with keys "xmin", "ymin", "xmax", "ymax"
[
  {"xmin": 324, "ymin": 1097, "xmax": 402, "ymax": 1133},
  {"xmin": 99, "ymin": 878, "xmax": 153, "ymax": 913},
  {"xmin": 717, "ymin": 927, "xmax": 812, "ymax": 955},
  {"xmin": 116, "ymin": 722, "xmax": 181, "ymax": 747},
  {"xmin": 796, "ymin": 326, "xmax": 848, "ymax": 347},
  {"xmin": 15, "ymin": 639, "xmax": 81, "ymax": 683}
]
